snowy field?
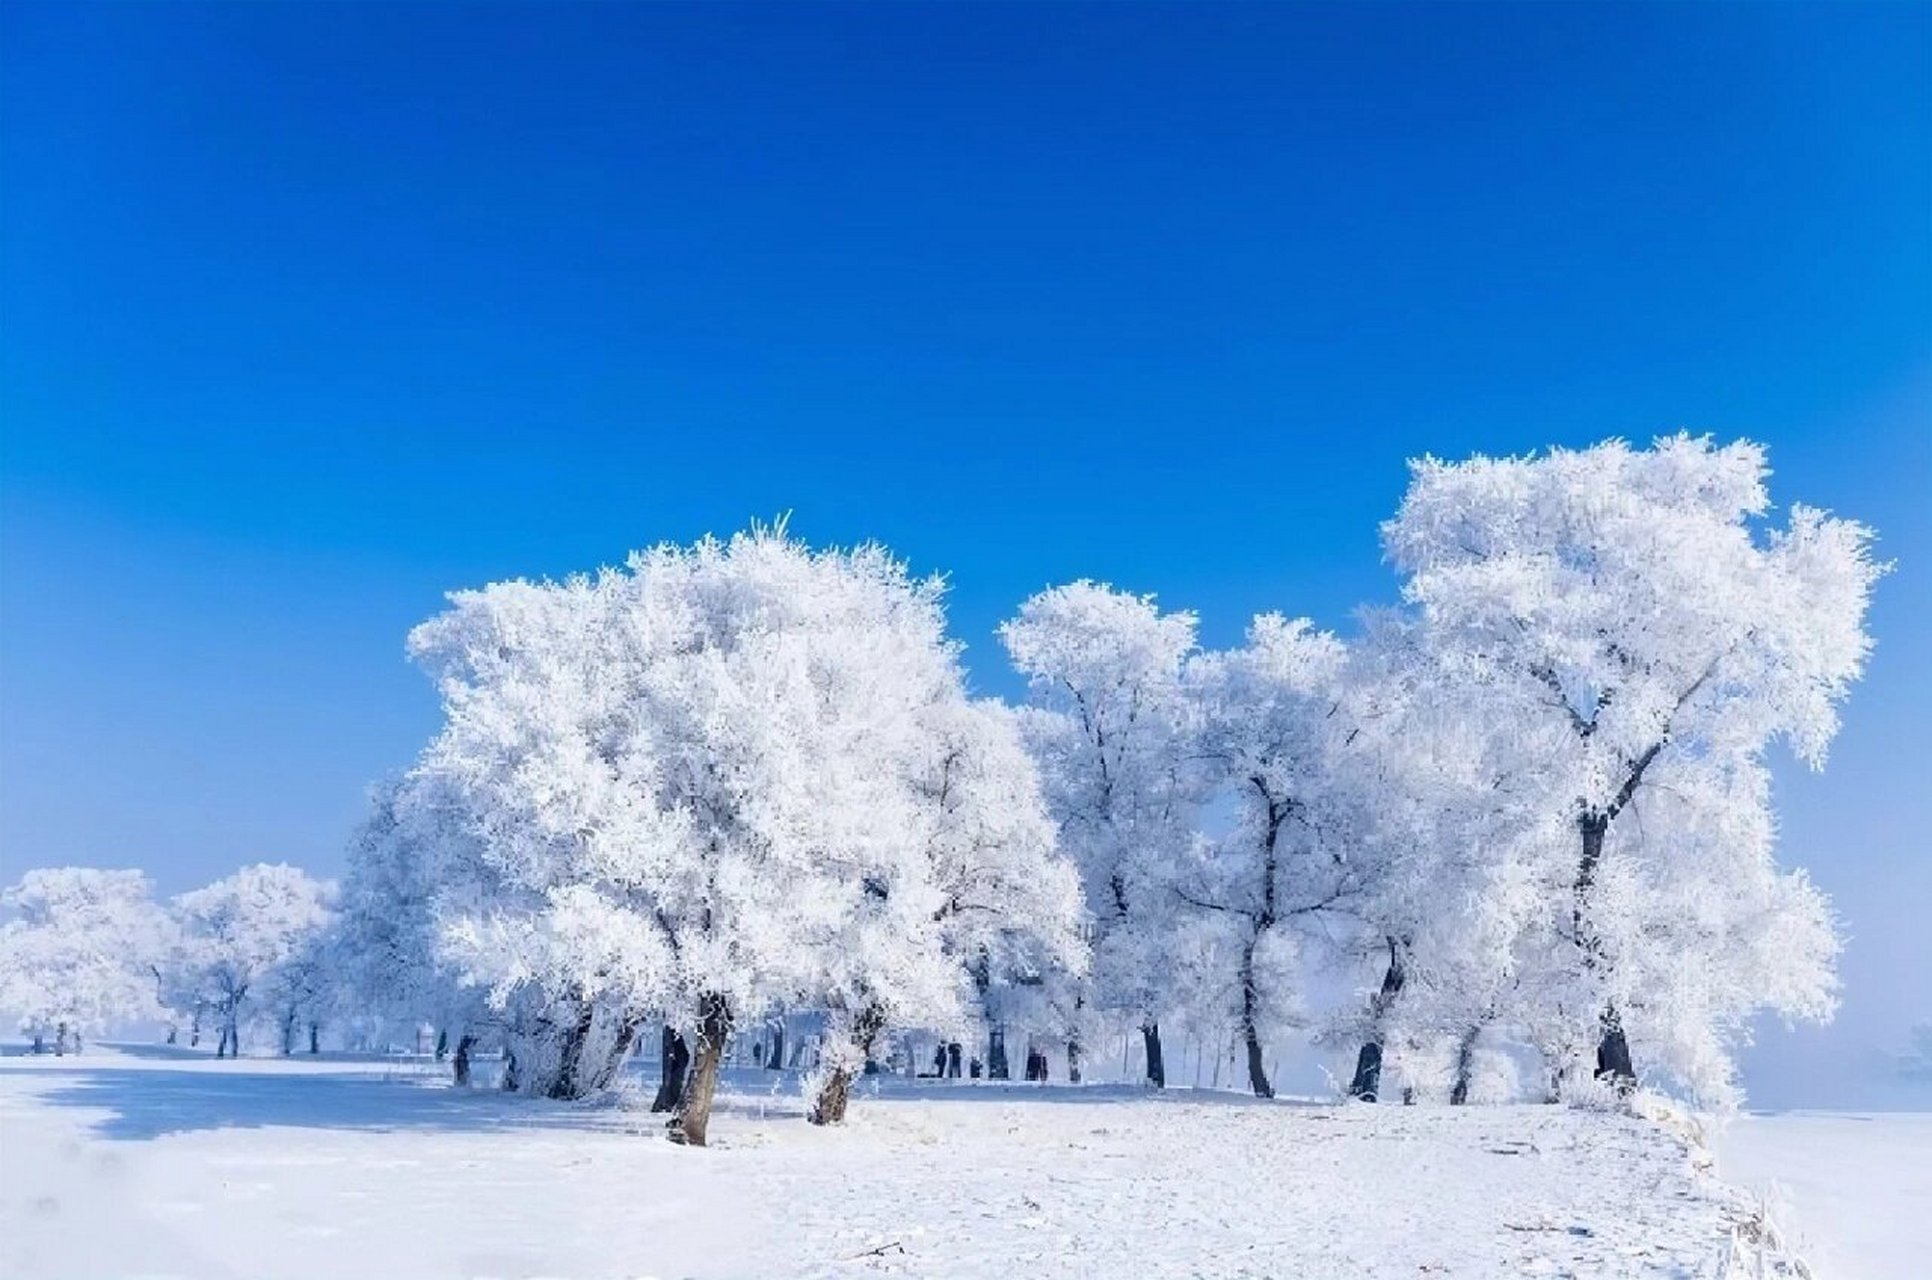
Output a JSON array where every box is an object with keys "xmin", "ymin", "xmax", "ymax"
[
  {"xmin": 1715, "ymin": 1110, "xmax": 1930, "ymax": 1280},
  {"xmin": 1, "ymin": 1046, "xmax": 1894, "ymax": 1279}
]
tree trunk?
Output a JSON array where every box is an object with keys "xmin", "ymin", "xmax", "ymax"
[
  {"xmin": 53, "ymin": 1022, "xmax": 67, "ymax": 1057},
  {"xmin": 767, "ymin": 1018, "xmax": 784, "ymax": 1071},
  {"xmin": 500, "ymin": 1051, "xmax": 520, "ymax": 1093},
  {"xmin": 1240, "ymin": 939, "xmax": 1274, "ymax": 1098},
  {"xmin": 435, "ymin": 1029, "xmax": 449, "ymax": 1061},
  {"xmin": 545, "ymin": 1000, "xmax": 598, "ymax": 1099},
  {"xmin": 31, "ymin": 1031, "xmax": 44, "ymax": 1054},
  {"xmin": 1349, "ymin": 938, "xmax": 1407, "ymax": 1102},
  {"xmin": 670, "ymin": 993, "xmax": 732, "ymax": 1146},
  {"xmin": 1449, "ymin": 1025, "xmax": 1481, "ymax": 1105},
  {"xmin": 308, "ymin": 1022, "xmax": 320, "ymax": 1055},
  {"xmin": 282, "ymin": 1009, "xmax": 297, "ymax": 1056},
  {"xmin": 651, "ymin": 1025, "xmax": 691, "ymax": 1112},
  {"xmin": 809, "ymin": 1003, "xmax": 886, "ymax": 1126},
  {"xmin": 1596, "ymin": 1005, "xmax": 1635, "ymax": 1088},
  {"xmin": 452, "ymin": 1034, "xmax": 476, "ymax": 1087},
  {"xmin": 580, "ymin": 1015, "xmax": 643, "ymax": 1095},
  {"xmin": 986, "ymin": 1025, "xmax": 1009, "ymax": 1080},
  {"xmin": 1141, "ymin": 1021, "xmax": 1165, "ymax": 1089},
  {"xmin": 189, "ymin": 1005, "xmax": 202, "ymax": 1047},
  {"xmin": 1576, "ymin": 814, "xmax": 1637, "ymax": 1090},
  {"xmin": 1066, "ymin": 1037, "xmax": 1082, "ymax": 1084}
]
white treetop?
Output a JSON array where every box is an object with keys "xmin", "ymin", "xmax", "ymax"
[
  {"xmin": 1381, "ymin": 434, "xmax": 1882, "ymax": 1104},
  {"xmin": 171, "ymin": 863, "xmax": 336, "ymax": 1057},
  {"xmin": 0, "ymin": 867, "xmax": 169, "ymax": 1051}
]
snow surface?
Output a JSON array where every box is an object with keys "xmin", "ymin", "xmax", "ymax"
[
  {"xmin": 1716, "ymin": 1111, "xmax": 1930, "ymax": 1280},
  {"xmin": 1, "ymin": 1045, "xmax": 1819, "ymax": 1279}
]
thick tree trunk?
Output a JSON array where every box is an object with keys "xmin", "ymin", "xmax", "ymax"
[
  {"xmin": 581, "ymin": 1015, "xmax": 643, "ymax": 1095},
  {"xmin": 670, "ymin": 993, "xmax": 732, "ymax": 1147},
  {"xmin": 452, "ymin": 1034, "xmax": 476, "ymax": 1087},
  {"xmin": 1596, "ymin": 1005, "xmax": 1635, "ymax": 1087},
  {"xmin": 1141, "ymin": 1022, "xmax": 1165, "ymax": 1089},
  {"xmin": 546, "ymin": 1000, "xmax": 598, "ymax": 1100},
  {"xmin": 651, "ymin": 1025, "xmax": 691, "ymax": 1113},
  {"xmin": 809, "ymin": 1003, "xmax": 886, "ymax": 1126},
  {"xmin": 1449, "ymin": 1025, "xmax": 1481, "ymax": 1105},
  {"xmin": 1349, "ymin": 937, "xmax": 1407, "ymax": 1102},
  {"xmin": 1576, "ymin": 814, "xmax": 1637, "ymax": 1090}
]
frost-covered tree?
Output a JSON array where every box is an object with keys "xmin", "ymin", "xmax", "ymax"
[
  {"xmin": 1183, "ymin": 616, "xmax": 1367, "ymax": 1097},
  {"xmin": 1382, "ymin": 435, "xmax": 1881, "ymax": 1104},
  {"xmin": 806, "ymin": 696, "xmax": 1085, "ymax": 1121},
  {"xmin": 404, "ymin": 526, "xmax": 1084, "ymax": 1144},
  {"xmin": 1001, "ymin": 582, "xmax": 1203, "ymax": 1087},
  {"xmin": 0, "ymin": 868, "xmax": 169, "ymax": 1053},
  {"xmin": 171, "ymin": 863, "xmax": 336, "ymax": 1058}
]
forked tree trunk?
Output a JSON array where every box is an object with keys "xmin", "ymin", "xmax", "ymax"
[
  {"xmin": 1349, "ymin": 937, "xmax": 1407, "ymax": 1102},
  {"xmin": 809, "ymin": 1003, "xmax": 887, "ymax": 1126},
  {"xmin": 670, "ymin": 993, "xmax": 732, "ymax": 1146},
  {"xmin": 1141, "ymin": 1022, "xmax": 1165, "ymax": 1089},
  {"xmin": 651, "ymin": 1025, "xmax": 691, "ymax": 1112}
]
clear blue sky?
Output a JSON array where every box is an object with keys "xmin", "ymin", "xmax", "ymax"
[{"xmin": 2, "ymin": 2, "xmax": 1926, "ymax": 1105}]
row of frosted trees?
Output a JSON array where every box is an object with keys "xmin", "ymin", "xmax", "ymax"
[{"xmin": 0, "ymin": 437, "xmax": 1882, "ymax": 1147}]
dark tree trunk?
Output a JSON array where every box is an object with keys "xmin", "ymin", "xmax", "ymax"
[
  {"xmin": 1066, "ymin": 1037, "xmax": 1082, "ymax": 1084},
  {"xmin": 32, "ymin": 1031, "xmax": 45, "ymax": 1054},
  {"xmin": 670, "ymin": 992, "xmax": 732, "ymax": 1147},
  {"xmin": 500, "ymin": 1051, "xmax": 520, "ymax": 1093},
  {"xmin": 945, "ymin": 1042, "xmax": 962, "ymax": 1078},
  {"xmin": 282, "ymin": 1009, "xmax": 297, "ymax": 1056},
  {"xmin": 165, "ymin": 1025, "xmax": 178, "ymax": 1045},
  {"xmin": 809, "ymin": 1003, "xmax": 886, "ymax": 1126},
  {"xmin": 1349, "ymin": 937, "xmax": 1408, "ymax": 1102},
  {"xmin": 53, "ymin": 1023, "xmax": 67, "ymax": 1057},
  {"xmin": 651, "ymin": 1024, "xmax": 691, "ymax": 1113},
  {"xmin": 1141, "ymin": 1022, "xmax": 1165, "ymax": 1089},
  {"xmin": 308, "ymin": 1022, "xmax": 320, "ymax": 1055},
  {"xmin": 1239, "ymin": 937, "xmax": 1273, "ymax": 1098},
  {"xmin": 546, "ymin": 999, "xmax": 597, "ymax": 1100},
  {"xmin": 435, "ymin": 1029, "xmax": 449, "ymax": 1062},
  {"xmin": 189, "ymin": 1006, "xmax": 202, "ymax": 1047},
  {"xmin": 986, "ymin": 1025, "xmax": 1009, "ymax": 1080},
  {"xmin": 767, "ymin": 1018, "xmax": 784, "ymax": 1071},
  {"xmin": 453, "ymin": 1034, "xmax": 476, "ymax": 1087},
  {"xmin": 1449, "ymin": 1025, "xmax": 1481, "ymax": 1105},
  {"xmin": 1576, "ymin": 814, "xmax": 1637, "ymax": 1090},
  {"xmin": 1596, "ymin": 1005, "xmax": 1635, "ymax": 1088}
]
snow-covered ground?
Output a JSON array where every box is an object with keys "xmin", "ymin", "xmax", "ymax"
[
  {"xmin": 1715, "ymin": 1110, "xmax": 1930, "ymax": 1280},
  {"xmin": 0, "ymin": 1045, "xmax": 1841, "ymax": 1279}
]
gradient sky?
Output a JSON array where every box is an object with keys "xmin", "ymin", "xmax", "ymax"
[{"xmin": 2, "ymin": 2, "xmax": 1926, "ymax": 1107}]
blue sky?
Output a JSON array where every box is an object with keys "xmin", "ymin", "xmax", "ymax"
[{"xmin": 2, "ymin": 2, "xmax": 1926, "ymax": 1104}]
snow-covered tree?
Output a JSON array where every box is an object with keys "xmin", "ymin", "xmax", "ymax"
[
  {"xmin": 1183, "ymin": 615, "xmax": 1366, "ymax": 1097},
  {"xmin": 0, "ymin": 868, "xmax": 169, "ymax": 1053},
  {"xmin": 1001, "ymin": 582, "xmax": 1203, "ymax": 1087},
  {"xmin": 171, "ymin": 863, "xmax": 336, "ymax": 1058},
  {"xmin": 402, "ymin": 525, "xmax": 1085, "ymax": 1143},
  {"xmin": 1381, "ymin": 435, "xmax": 1882, "ymax": 1105}
]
